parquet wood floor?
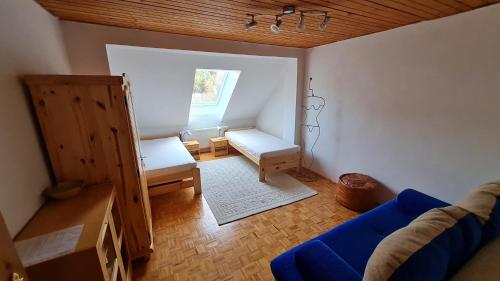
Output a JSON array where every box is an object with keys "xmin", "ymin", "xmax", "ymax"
[{"xmin": 133, "ymin": 152, "xmax": 358, "ymax": 281}]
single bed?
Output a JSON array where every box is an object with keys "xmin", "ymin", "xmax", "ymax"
[
  {"xmin": 225, "ymin": 129, "xmax": 301, "ymax": 182},
  {"xmin": 140, "ymin": 137, "xmax": 201, "ymax": 196}
]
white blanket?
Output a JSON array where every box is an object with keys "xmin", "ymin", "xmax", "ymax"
[
  {"xmin": 225, "ymin": 129, "xmax": 299, "ymax": 159},
  {"xmin": 140, "ymin": 137, "xmax": 196, "ymax": 175}
]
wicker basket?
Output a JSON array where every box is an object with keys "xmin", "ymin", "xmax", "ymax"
[{"xmin": 336, "ymin": 173, "xmax": 380, "ymax": 212}]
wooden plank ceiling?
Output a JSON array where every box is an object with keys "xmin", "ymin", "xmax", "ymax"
[{"xmin": 36, "ymin": 0, "xmax": 499, "ymax": 48}]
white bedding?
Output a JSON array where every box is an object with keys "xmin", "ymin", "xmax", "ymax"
[
  {"xmin": 140, "ymin": 137, "xmax": 196, "ymax": 175},
  {"xmin": 225, "ymin": 129, "xmax": 300, "ymax": 159}
]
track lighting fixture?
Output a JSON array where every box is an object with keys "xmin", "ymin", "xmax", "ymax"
[
  {"xmin": 319, "ymin": 14, "xmax": 331, "ymax": 31},
  {"xmin": 296, "ymin": 12, "xmax": 305, "ymax": 32},
  {"xmin": 245, "ymin": 15, "xmax": 257, "ymax": 30},
  {"xmin": 282, "ymin": 5, "xmax": 295, "ymax": 15},
  {"xmin": 270, "ymin": 16, "xmax": 282, "ymax": 33},
  {"xmin": 245, "ymin": 5, "xmax": 331, "ymax": 33}
]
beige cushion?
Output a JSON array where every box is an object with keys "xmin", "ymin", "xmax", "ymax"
[
  {"xmin": 451, "ymin": 182, "xmax": 500, "ymax": 280},
  {"xmin": 451, "ymin": 237, "xmax": 500, "ymax": 281},
  {"xmin": 364, "ymin": 182, "xmax": 500, "ymax": 281},
  {"xmin": 363, "ymin": 206, "xmax": 468, "ymax": 281},
  {"xmin": 456, "ymin": 181, "xmax": 500, "ymax": 224}
]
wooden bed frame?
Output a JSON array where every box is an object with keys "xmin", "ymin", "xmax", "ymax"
[
  {"xmin": 226, "ymin": 129, "xmax": 301, "ymax": 182},
  {"xmin": 141, "ymin": 135, "xmax": 201, "ymax": 197},
  {"xmin": 146, "ymin": 167, "xmax": 201, "ymax": 197}
]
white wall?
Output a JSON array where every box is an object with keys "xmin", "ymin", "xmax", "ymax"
[
  {"xmin": 107, "ymin": 45, "xmax": 297, "ymax": 146},
  {"xmin": 61, "ymin": 21, "xmax": 306, "ymax": 144},
  {"xmin": 304, "ymin": 4, "xmax": 500, "ymax": 203},
  {"xmin": 0, "ymin": 0, "xmax": 71, "ymax": 236},
  {"xmin": 256, "ymin": 60, "xmax": 298, "ymax": 143}
]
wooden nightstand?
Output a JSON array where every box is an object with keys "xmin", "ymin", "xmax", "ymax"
[
  {"xmin": 210, "ymin": 137, "xmax": 229, "ymax": 157},
  {"xmin": 183, "ymin": 140, "xmax": 200, "ymax": 160}
]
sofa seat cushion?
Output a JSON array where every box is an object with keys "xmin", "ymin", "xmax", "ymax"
[
  {"xmin": 318, "ymin": 189, "xmax": 449, "ymax": 274},
  {"xmin": 457, "ymin": 181, "xmax": 500, "ymax": 244},
  {"xmin": 294, "ymin": 240, "xmax": 361, "ymax": 281},
  {"xmin": 364, "ymin": 206, "xmax": 483, "ymax": 281}
]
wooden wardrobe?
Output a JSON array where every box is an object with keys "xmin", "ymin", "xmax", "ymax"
[{"xmin": 25, "ymin": 75, "xmax": 153, "ymax": 259}]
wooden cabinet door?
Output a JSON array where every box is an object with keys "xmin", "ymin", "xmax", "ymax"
[
  {"xmin": 122, "ymin": 78, "xmax": 153, "ymax": 248},
  {"xmin": 0, "ymin": 213, "xmax": 29, "ymax": 281},
  {"xmin": 29, "ymin": 84, "xmax": 111, "ymax": 184}
]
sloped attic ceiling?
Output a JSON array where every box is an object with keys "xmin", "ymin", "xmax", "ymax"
[{"xmin": 106, "ymin": 45, "xmax": 297, "ymax": 137}]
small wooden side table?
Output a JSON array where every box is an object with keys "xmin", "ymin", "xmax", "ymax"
[
  {"xmin": 210, "ymin": 137, "xmax": 229, "ymax": 157},
  {"xmin": 183, "ymin": 140, "xmax": 200, "ymax": 160}
]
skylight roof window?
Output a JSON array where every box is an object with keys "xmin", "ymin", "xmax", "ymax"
[
  {"xmin": 192, "ymin": 70, "xmax": 227, "ymax": 106},
  {"xmin": 188, "ymin": 69, "xmax": 240, "ymax": 127}
]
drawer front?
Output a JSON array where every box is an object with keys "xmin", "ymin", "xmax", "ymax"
[
  {"xmin": 214, "ymin": 150, "xmax": 228, "ymax": 157},
  {"xmin": 212, "ymin": 141, "xmax": 227, "ymax": 148},
  {"xmin": 185, "ymin": 144, "xmax": 199, "ymax": 151}
]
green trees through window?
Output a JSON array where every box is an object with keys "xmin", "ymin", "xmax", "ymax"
[
  {"xmin": 189, "ymin": 68, "xmax": 240, "ymax": 128},
  {"xmin": 192, "ymin": 69, "xmax": 227, "ymax": 106}
]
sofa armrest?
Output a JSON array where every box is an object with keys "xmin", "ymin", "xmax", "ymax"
[
  {"xmin": 397, "ymin": 189, "xmax": 449, "ymax": 215},
  {"xmin": 295, "ymin": 240, "xmax": 361, "ymax": 281}
]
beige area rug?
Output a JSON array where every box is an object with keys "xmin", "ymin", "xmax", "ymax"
[{"xmin": 198, "ymin": 156, "xmax": 318, "ymax": 225}]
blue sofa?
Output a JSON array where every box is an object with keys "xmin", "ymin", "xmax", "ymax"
[{"xmin": 270, "ymin": 189, "xmax": 449, "ymax": 281}]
